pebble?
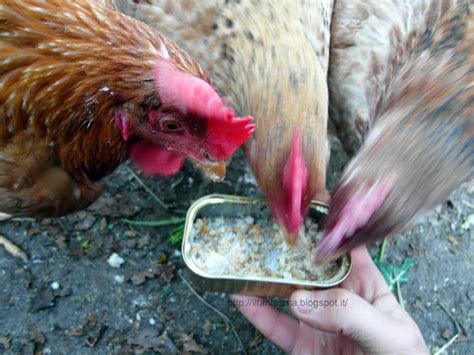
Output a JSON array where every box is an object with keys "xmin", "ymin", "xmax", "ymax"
[
  {"xmin": 244, "ymin": 216, "xmax": 254, "ymax": 224},
  {"xmin": 51, "ymin": 282, "xmax": 60, "ymax": 290},
  {"xmin": 114, "ymin": 275, "xmax": 125, "ymax": 283},
  {"xmin": 107, "ymin": 253, "xmax": 125, "ymax": 268}
]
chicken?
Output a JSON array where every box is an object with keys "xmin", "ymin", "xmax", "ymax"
[
  {"xmin": 0, "ymin": 0, "xmax": 254, "ymax": 218},
  {"xmin": 316, "ymin": 1, "xmax": 472, "ymax": 263},
  {"xmin": 112, "ymin": 0, "xmax": 332, "ymax": 243}
]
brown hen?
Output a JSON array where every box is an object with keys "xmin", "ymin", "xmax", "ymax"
[
  {"xmin": 317, "ymin": 1, "xmax": 472, "ymax": 263},
  {"xmin": 0, "ymin": 0, "xmax": 254, "ymax": 218}
]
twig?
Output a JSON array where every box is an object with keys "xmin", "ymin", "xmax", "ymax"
[
  {"xmin": 178, "ymin": 271, "xmax": 248, "ymax": 355},
  {"xmin": 128, "ymin": 225, "xmax": 149, "ymax": 239},
  {"xmin": 10, "ymin": 217, "xmax": 36, "ymax": 222},
  {"xmin": 437, "ymin": 300, "xmax": 467, "ymax": 336},
  {"xmin": 126, "ymin": 167, "xmax": 168, "ymax": 209},
  {"xmin": 121, "ymin": 217, "xmax": 185, "ymax": 227},
  {"xmin": 0, "ymin": 235, "xmax": 28, "ymax": 262},
  {"xmin": 170, "ymin": 175, "xmax": 184, "ymax": 188},
  {"xmin": 433, "ymin": 334, "xmax": 459, "ymax": 355}
]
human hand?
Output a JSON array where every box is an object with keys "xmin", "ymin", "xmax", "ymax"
[{"xmin": 232, "ymin": 246, "xmax": 428, "ymax": 354}]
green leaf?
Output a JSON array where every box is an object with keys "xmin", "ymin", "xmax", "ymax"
[
  {"xmin": 159, "ymin": 287, "xmax": 173, "ymax": 297},
  {"xmin": 374, "ymin": 258, "xmax": 415, "ymax": 291},
  {"xmin": 168, "ymin": 224, "xmax": 185, "ymax": 247}
]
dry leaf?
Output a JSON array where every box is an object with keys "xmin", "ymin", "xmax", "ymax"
[
  {"xmin": 137, "ymin": 235, "xmax": 150, "ymax": 249},
  {"xmin": 66, "ymin": 327, "xmax": 85, "ymax": 337},
  {"xmin": 442, "ymin": 329, "xmax": 452, "ymax": 340},
  {"xmin": 88, "ymin": 196, "xmax": 137, "ymax": 217},
  {"xmin": 248, "ymin": 333, "xmax": 262, "ymax": 348},
  {"xmin": 176, "ymin": 332, "xmax": 208, "ymax": 354},
  {"xmin": 131, "ymin": 269, "xmax": 157, "ymax": 286},
  {"xmin": 30, "ymin": 288, "xmax": 56, "ymax": 312},
  {"xmin": 74, "ymin": 212, "xmax": 97, "ymax": 231},
  {"xmin": 160, "ymin": 263, "xmax": 175, "ymax": 283},
  {"xmin": 412, "ymin": 299, "xmax": 424, "ymax": 310},
  {"xmin": 157, "ymin": 252, "xmax": 168, "ymax": 264},
  {"xmin": 85, "ymin": 326, "xmax": 107, "ymax": 348},
  {"xmin": 202, "ymin": 319, "xmax": 212, "ymax": 336},
  {"xmin": 86, "ymin": 313, "xmax": 97, "ymax": 329},
  {"xmin": 54, "ymin": 235, "xmax": 67, "ymax": 249},
  {"xmin": 28, "ymin": 325, "xmax": 45, "ymax": 347},
  {"xmin": 130, "ymin": 263, "xmax": 175, "ymax": 286},
  {"xmin": 448, "ymin": 235, "xmax": 459, "ymax": 245},
  {"xmin": 127, "ymin": 328, "xmax": 178, "ymax": 353},
  {"xmin": 0, "ymin": 336, "xmax": 10, "ymax": 350}
]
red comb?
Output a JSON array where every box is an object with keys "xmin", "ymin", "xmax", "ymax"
[
  {"xmin": 315, "ymin": 180, "xmax": 394, "ymax": 261},
  {"xmin": 281, "ymin": 129, "xmax": 309, "ymax": 235},
  {"xmin": 153, "ymin": 60, "xmax": 255, "ymax": 160}
]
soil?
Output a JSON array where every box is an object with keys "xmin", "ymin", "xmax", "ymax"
[{"xmin": 0, "ymin": 138, "xmax": 472, "ymax": 354}]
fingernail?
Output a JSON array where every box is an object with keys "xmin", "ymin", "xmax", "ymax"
[{"xmin": 293, "ymin": 290, "xmax": 313, "ymax": 314}]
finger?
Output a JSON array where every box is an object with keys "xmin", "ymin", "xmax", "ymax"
[
  {"xmin": 289, "ymin": 288, "xmax": 399, "ymax": 348},
  {"xmin": 348, "ymin": 246, "xmax": 392, "ymax": 294},
  {"xmin": 231, "ymin": 294, "xmax": 298, "ymax": 352}
]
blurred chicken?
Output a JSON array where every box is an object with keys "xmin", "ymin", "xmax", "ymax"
[
  {"xmin": 0, "ymin": 0, "xmax": 254, "ymax": 219},
  {"xmin": 316, "ymin": 1, "xmax": 472, "ymax": 263},
  {"xmin": 112, "ymin": 0, "xmax": 332, "ymax": 243}
]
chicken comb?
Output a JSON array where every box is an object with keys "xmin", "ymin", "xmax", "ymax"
[
  {"xmin": 282, "ymin": 129, "xmax": 309, "ymax": 235},
  {"xmin": 315, "ymin": 180, "xmax": 394, "ymax": 262},
  {"xmin": 153, "ymin": 60, "xmax": 255, "ymax": 160}
]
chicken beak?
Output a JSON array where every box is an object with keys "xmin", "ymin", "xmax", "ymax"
[
  {"xmin": 285, "ymin": 232, "xmax": 299, "ymax": 245},
  {"xmin": 200, "ymin": 160, "xmax": 226, "ymax": 182}
]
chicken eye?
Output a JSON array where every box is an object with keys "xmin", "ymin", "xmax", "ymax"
[
  {"xmin": 162, "ymin": 120, "xmax": 182, "ymax": 132},
  {"xmin": 202, "ymin": 152, "xmax": 215, "ymax": 162}
]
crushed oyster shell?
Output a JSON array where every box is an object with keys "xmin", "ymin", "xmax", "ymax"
[{"xmin": 190, "ymin": 215, "xmax": 339, "ymax": 281}]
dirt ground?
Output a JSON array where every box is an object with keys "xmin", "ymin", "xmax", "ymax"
[{"xmin": 0, "ymin": 138, "xmax": 472, "ymax": 354}]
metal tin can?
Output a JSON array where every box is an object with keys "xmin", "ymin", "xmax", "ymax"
[{"xmin": 182, "ymin": 194, "xmax": 352, "ymax": 297}]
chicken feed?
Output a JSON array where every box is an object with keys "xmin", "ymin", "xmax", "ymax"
[{"xmin": 189, "ymin": 216, "xmax": 339, "ymax": 281}]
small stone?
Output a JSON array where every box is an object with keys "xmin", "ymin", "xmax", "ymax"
[
  {"xmin": 50, "ymin": 282, "xmax": 60, "ymax": 290},
  {"xmin": 114, "ymin": 275, "xmax": 125, "ymax": 283},
  {"xmin": 244, "ymin": 216, "xmax": 254, "ymax": 224},
  {"xmin": 107, "ymin": 253, "xmax": 125, "ymax": 268}
]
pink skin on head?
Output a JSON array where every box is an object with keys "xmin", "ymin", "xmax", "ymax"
[
  {"xmin": 115, "ymin": 59, "xmax": 255, "ymax": 177},
  {"xmin": 153, "ymin": 59, "xmax": 255, "ymax": 160},
  {"xmin": 129, "ymin": 141, "xmax": 185, "ymax": 176},
  {"xmin": 115, "ymin": 111, "xmax": 131, "ymax": 141},
  {"xmin": 315, "ymin": 181, "xmax": 394, "ymax": 262},
  {"xmin": 115, "ymin": 110, "xmax": 185, "ymax": 176},
  {"xmin": 270, "ymin": 129, "xmax": 309, "ymax": 242}
]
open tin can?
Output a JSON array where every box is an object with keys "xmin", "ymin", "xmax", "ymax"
[{"xmin": 182, "ymin": 194, "xmax": 352, "ymax": 297}]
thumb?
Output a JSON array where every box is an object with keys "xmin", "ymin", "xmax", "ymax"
[{"xmin": 289, "ymin": 289, "xmax": 400, "ymax": 351}]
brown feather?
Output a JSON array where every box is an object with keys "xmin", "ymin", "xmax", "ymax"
[
  {"xmin": 0, "ymin": 0, "xmax": 209, "ymax": 217},
  {"xmin": 317, "ymin": 3, "xmax": 473, "ymax": 262}
]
